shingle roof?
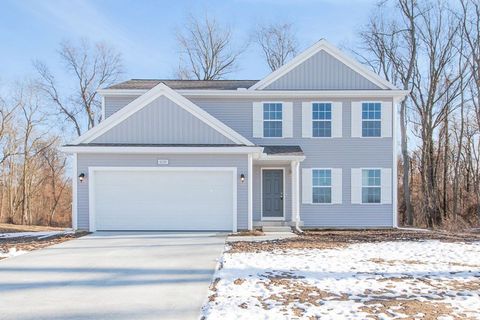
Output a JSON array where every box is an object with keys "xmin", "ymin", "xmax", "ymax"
[
  {"xmin": 262, "ymin": 145, "xmax": 304, "ymax": 156},
  {"xmin": 107, "ymin": 79, "xmax": 259, "ymax": 90}
]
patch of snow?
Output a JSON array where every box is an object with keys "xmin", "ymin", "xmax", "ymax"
[
  {"xmin": 0, "ymin": 247, "xmax": 28, "ymax": 259},
  {"xmin": 0, "ymin": 230, "xmax": 73, "ymax": 239},
  {"xmin": 202, "ymin": 240, "xmax": 480, "ymax": 319}
]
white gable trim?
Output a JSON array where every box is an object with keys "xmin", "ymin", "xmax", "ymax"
[
  {"xmin": 99, "ymin": 89, "xmax": 409, "ymax": 98},
  {"xmin": 72, "ymin": 83, "xmax": 254, "ymax": 146},
  {"xmin": 249, "ymin": 39, "xmax": 399, "ymax": 91}
]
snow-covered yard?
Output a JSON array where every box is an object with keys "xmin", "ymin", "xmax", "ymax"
[
  {"xmin": 202, "ymin": 239, "xmax": 480, "ymax": 319},
  {"xmin": 0, "ymin": 229, "xmax": 80, "ymax": 260}
]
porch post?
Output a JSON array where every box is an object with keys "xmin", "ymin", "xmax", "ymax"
[
  {"xmin": 247, "ymin": 154, "xmax": 253, "ymax": 230},
  {"xmin": 291, "ymin": 160, "xmax": 300, "ymax": 223}
]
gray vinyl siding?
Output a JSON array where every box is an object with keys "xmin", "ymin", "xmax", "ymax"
[
  {"xmin": 104, "ymin": 95, "xmax": 138, "ymax": 118},
  {"xmin": 76, "ymin": 153, "xmax": 248, "ymax": 230},
  {"xmin": 94, "ymin": 96, "xmax": 234, "ymax": 145},
  {"xmin": 265, "ymin": 50, "xmax": 381, "ymax": 90},
  {"xmin": 191, "ymin": 96, "xmax": 394, "ymax": 228},
  {"xmin": 97, "ymin": 93, "xmax": 395, "ymax": 228}
]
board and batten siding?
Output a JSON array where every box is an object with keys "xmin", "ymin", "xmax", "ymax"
[
  {"xmin": 104, "ymin": 95, "xmax": 138, "ymax": 118},
  {"xmin": 264, "ymin": 50, "xmax": 381, "ymax": 90},
  {"xmin": 94, "ymin": 96, "xmax": 234, "ymax": 145},
  {"xmin": 191, "ymin": 97, "xmax": 395, "ymax": 228},
  {"xmin": 76, "ymin": 153, "xmax": 249, "ymax": 230}
]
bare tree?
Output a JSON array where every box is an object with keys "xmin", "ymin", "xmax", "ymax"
[
  {"xmin": 254, "ymin": 22, "xmax": 298, "ymax": 71},
  {"xmin": 177, "ymin": 15, "xmax": 243, "ymax": 80},
  {"xmin": 35, "ymin": 39, "xmax": 123, "ymax": 136},
  {"xmin": 0, "ymin": 94, "xmax": 17, "ymax": 165},
  {"xmin": 357, "ymin": 0, "xmax": 477, "ymax": 229},
  {"xmin": 357, "ymin": 0, "xmax": 417, "ymax": 225}
]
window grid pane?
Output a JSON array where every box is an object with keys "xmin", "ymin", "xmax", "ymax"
[
  {"xmin": 312, "ymin": 169, "xmax": 332, "ymax": 203},
  {"xmin": 312, "ymin": 103, "xmax": 332, "ymax": 137},
  {"xmin": 313, "ymin": 187, "xmax": 332, "ymax": 203},
  {"xmin": 362, "ymin": 187, "xmax": 381, "ymax": 203},
  {"xmin": 362, "ymin": 102, "xmax": 381, "ymax": 137},
  {"xmin": 362, "ymin": 169, "xmax": 381, "ymax": 203},
  {"xmin": 263, "ymin": 103, "xmax": 283, "ymax": 137}
]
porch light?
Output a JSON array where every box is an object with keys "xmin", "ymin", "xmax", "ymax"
[
  {"xmin": 240, "ymin": 173, "xmax": 245, "ymax": 183},
  {"xmin": 78, "ymin": 173, "xmax": 85, "ymax": 183}
]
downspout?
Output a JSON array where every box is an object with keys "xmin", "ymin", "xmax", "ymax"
[{"xmin": 292, "ymin": 160, "xmax": 303, "ymax": 234}]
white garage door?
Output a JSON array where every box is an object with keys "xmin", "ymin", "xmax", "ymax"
[{"xmin": 90, "ymin": 168, "xmax": 236, "ymax": 231}]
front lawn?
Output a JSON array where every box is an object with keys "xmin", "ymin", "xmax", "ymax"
[{"xmin": 202, "ymin": 230, "xmax": 480, "ymax": 319}]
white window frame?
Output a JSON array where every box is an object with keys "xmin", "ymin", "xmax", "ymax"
[
  {"xmin": 311, "ymin": 102, "xmax": 333, "ymax": 138},
  {"xmin": 361, "ymin": 168, "xmax": 382, "ymax": 204},
  {"xmin": 262, "ymin": 102, "xmax": 283, "ymax": 138},
  {"xmin": 312, "ymin": 168, "xmax": 332, "ymax": 204},
  {"xmin": 361, "ymin": 102, "xmax": 382, "ymax": 138}
]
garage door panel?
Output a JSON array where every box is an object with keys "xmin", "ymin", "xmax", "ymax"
[{"xmin": 92, "ymin": 169, "xmax": 234, "ymax": 231}]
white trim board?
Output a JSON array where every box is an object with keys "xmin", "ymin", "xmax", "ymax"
[
  {"xmin": 73, "ymin": 83, "xmax": 254, "ymax": 146},
  {"xmin": 260, "ymin": 167, "xmax": 286, "ymax": 221},
  {"xmin": 99, "ymin": 89, "xmax": 409, "ymax": 98},
  {"xmin": 249, "ymin": 39, "xmax": 400, "ymax": 91},
  {"xmin": 71, "ymin": 153, "xmax": 78, "ymax": 230},
  {"xmin": 87, "ymin": 166, "xmax": 238, "ymax": 232},
  {"xmin": 61, "ymin": 146, "xmax": 263, "ymax": 154}
]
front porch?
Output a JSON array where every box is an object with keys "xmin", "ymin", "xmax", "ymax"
[{"xmin": 247, "ymin": 146, "xmax": 305, "ymax": 231}]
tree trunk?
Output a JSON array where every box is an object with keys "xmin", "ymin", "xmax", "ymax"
[{"xmin": 400, "ymin": 99, "xmax": 414, "ymax": 225}]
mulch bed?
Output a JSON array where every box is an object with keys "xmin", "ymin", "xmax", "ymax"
[
  {"xmin": 229, "ymin": 229, "xmax": 480, "ymax": 253},
  {"xmin": 0, "ymin": 232, "xmax": 89, "ymax": 256}
]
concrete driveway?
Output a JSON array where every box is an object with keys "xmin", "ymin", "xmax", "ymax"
[{"xmin": 0, "ymin": 232, "xmax": 227, "ymax": 320}]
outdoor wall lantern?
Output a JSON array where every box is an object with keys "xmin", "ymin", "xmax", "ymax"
[
  {"xmin": 78, "ymin": 173, "xmax": 85, "ymax": 183},
  {"xmin": 240, "ymin": 173, "xmax": 245, "ymax": 183}
]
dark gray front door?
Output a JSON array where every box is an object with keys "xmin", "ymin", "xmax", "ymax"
[{"xmin": 262, "ymin": 169, "xmax": 284, "ymax": 218}]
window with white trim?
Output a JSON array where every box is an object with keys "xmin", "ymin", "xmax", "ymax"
[
  {"xmin": 263, "ymin": 103, "xmax": 283, "ymax": 137},
  {"xmin": 312, "ymin": 169, "xmax": 331, "ymax": 203},
  {"xmin": 362, "ymin": 102, "xmax": 381, "ymax": 137},
  {"xmin": 312, "ymin": 103, "xmax": 332, "ymax": 137},
  {"xmin": 362, "ymin": 169, "xmax": 381, "ymax": 203}
]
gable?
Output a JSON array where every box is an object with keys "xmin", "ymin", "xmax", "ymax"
[
  {"xmin": 93, "ymin": 95, "xmax": 235, "ymax": 145},
  {"xmin": 250, "ymin": 39, "xmax": 398, "ymax": 91},
  {"xmin": 265, "ymin": 50, "xmax": 381, "ymax": 90},
  {"xmin": 71, "ymin": 83, "xmax": 254, "ymax": 146}
]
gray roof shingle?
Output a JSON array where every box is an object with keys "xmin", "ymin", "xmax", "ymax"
[
  {"xmin": 262, "ymin": 145, "xmax": 304, "ymax": 156},
  {"xmin": 107, "ymin": 79, "xmax": 259, "ymax": 90}
]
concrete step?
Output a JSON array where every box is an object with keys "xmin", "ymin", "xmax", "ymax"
[
  {"xmin": 261, "ymin": 226, "xmax": 293, "ymax": 233},
  {"xmin": 253, "ymin": 221, "xmax": 304, "ymax": 227}
]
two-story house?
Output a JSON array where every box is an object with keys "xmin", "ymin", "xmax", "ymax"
[{"xmin": 63, "ymin": 40, "xmax": 408, "ymax": 232}]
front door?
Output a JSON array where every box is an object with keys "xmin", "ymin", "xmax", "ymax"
[{"xmin": 262, "ymin": 169, "xmax": 284, "ymax": 219}]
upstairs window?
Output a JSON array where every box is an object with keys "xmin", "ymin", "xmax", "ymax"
[
  {"xmin": 362, "ymin": 169, "xmax": 381, "ymax": 203},
  {"xmin": 263, "ymin": 103, "xmax": 283, "ymax": 137},
  {"xmin": 312, "ymin": 169, "xmax": 332, "ymax": 203},
  {"xmin": 312, "ymin": 103, "xmax": 332, "ymax": 137},
  {"xmin": 362, "ymin": 102, "xmax": 381, "ymax": 137}
]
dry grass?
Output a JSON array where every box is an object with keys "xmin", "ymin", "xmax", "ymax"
[
  {"xmin": 0, "ymin": 223, "xmax": 67, "ymax": 233},
  {"xmin": 359, "ymin": 299, "xmax": 473, "ymax": 320},
  {"xmin": 229, "ymin": 229, "xmax": 480, "ymax": 253},
  {"xmin": 0, "ymin": 231, "xmax": 89, "ymax": 259}
]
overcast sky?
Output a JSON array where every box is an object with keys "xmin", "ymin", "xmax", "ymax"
[{"xmin": 1, "ymin": 0, "xmax": 378, "ymax": 84}]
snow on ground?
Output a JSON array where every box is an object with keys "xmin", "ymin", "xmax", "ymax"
[
  {"xmin": 202, "ymin": 240, "xmax": 480, "ymax": 319},
  {"xmin": 0, "ymin": 247, "xmax": 28, "ymax": 259},
  {"xmin": 0, "ymin": 230, "xmax": 73, "ymax": 239}
]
